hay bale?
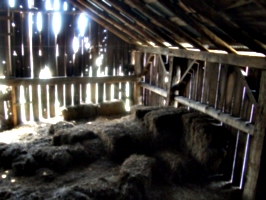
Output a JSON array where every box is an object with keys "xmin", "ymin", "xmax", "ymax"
[
  {"xmin": 154, "ymin": 151, "xmax": 205, "ymax": 183},
  {"xmin": 98, "ymin": 99, "xmax": 126, "ymax": 116},
  {"xmin": 96, "ymin": 123, "xmax": 134, "ymax": 160},
  {"xmin": 52, "ymin": 126, "xmax": 97, "ymax": 146},
  {"xmin": 36, "ymin": 168, "xmax": 56, "ymax": 182},
  {"xmin": 48, "ymin": 121, "xmax": 75, "ymax": 135},
  {"xmin": 142, "ymin": 107, "xmax": 191, "ymax": 150},
  {"xmin": 32, "ymin": 146, "xmax": 73, "ymax": 172},
  {"xmin": 120, "ymin": 154, "xmax": 156, "ymax": 186},
  {"xmin": 62, "ymin": 104, "xmax": 99, "ymax": 121},
  {"xmin": 12, "ymin": 154, "xmax": 37, "ymax": 176},
  {"xmin": 81, "ymin": 138, "xmax": 105, "ymax": 159},
  {"xmin": 94, "ymin": 116, "xmax": 150, "ymax": 160},
  {"xmin": 131, "ymin": 105, "xmax": 165, "ymax": 121},
  {"xmin": 1, "ymin": 144, "xmax": 27, "ymax": 169},
  {"xmin": 182, "ymin": 114, "xmax": 229, "ymax": 173}
]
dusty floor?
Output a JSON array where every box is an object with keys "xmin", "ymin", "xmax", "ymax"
[{"xmin": 0, "ymin": 115, "xmax": 241, "ymax": 200}]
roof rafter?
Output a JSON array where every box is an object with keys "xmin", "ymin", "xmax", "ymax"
[
  {"xmin": 180, "ymin": 0, "xmax": 266, "ymax": 54},
  {"xmin": 125, "ymin": 0, "xmax": 208, "ymax": 51},
  {"xmin": 88, "ymin": 0, "xmax": 166, "ymax": 47},
  {"xmin": 67, "ymin": 0, "xmax": 135, "ymax": 45},
  {"xmin": 75, "ymin": 0, "xmax": 149, "ymax": 45},
  {"xmin": 159, "ymin": 0, "xmax": 238, "ymax": 54},
  {"xmin": 106, "ymin": 0, "xmax": 185, "ymax": 49}
]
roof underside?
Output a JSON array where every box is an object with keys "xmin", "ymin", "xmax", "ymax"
[{"xmin": 68, "ymin": 0, "xmax": 266, "ymax": 56}]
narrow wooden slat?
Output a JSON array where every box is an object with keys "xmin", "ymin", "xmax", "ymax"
[
  {"xmin": 216, "ymin": 64, "xmax": 229, "ymax": 110},
  {"xmin": 207, "ymin": 63, "xmax": 220, "ymax": 106},
  {"xmin": 65, "ymin": 84, "xmax": 72, "ymax": 106},
  {"xmin": 57, "ymin": 84, "xmax": 64, "ymax": 108},
  {"xmin": 224, "ymin": 70, "xmax": 236, "ymax": 113},
  {"xmin": 49, "ymin": 85, "xmax": 55, "ymax": 118},
  {"xmin": 73, "ymin": 84, "xmax": 80, "ymax": 105},
  {"xmin": 81, "ymin": 84, "xmax": 87, "ymax": 103},
  {"xmin": 41, "ymin": 85, "xmax": 47, "ymax": 119},
  {"xmin": 90, "ymin": 83, "xmax": 96, "ymax": 103},
  {"xmin": 32, "ymin": 85, "xmax": 39, "ymax": 121},
  {"xmin": 105, "ymin": 83, "xmax": 111, "ymax": 101}
]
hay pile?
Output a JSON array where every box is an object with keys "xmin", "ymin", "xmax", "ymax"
[
  {"xmin": 61, "ymin": 104, "xmax": 99, "ymax": 120},
  {"xmin": 48, "ymin": 121, "xmax": 75, "ymax": 135},
  {"xmin": 94, "ymin": 116, "xmax": 149, "ymax": 160},
  {"xmin": 154, "ymin": 151, "xmax": 205, "ymax": 183},
  {"xmin": 52, "ymin": 125, "xmax": 98, "ymax": 146},
  {"xmin": 131, "ymin": 105, "xmax": 165, "ymax": 120},
  {"xmin": 98, "ymin": 99, "xmax": 126, "ymax": 116},
  {"xmin": 143, "ymin": 107, "xmax": 191, "ymax": 150},
  {"xmin": 182, "ymin": 112, "xmax": 229, "ymax": 172}
]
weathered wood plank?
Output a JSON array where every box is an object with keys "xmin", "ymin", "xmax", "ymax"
[
  {"xmin": 243, "ymin": 70, "xmax": 266, "ymax": 200},
  {"xmin": 136, "ymin": 46, "xmax": 266, "ymax": 69}
]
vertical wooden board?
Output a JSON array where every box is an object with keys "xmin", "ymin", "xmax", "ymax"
[
  {"xmin": 65, "ymin": 84, "xmax": 72, "ymax": 106},
  {"xmin": 32, "ymin": 85, "xmax": 39, "ymax": 121},
  {"xmin": 49, "ymin": 85, "xmax": 55, "ymax": 118},
  {"xmin": 57, "ymin": 84, "xmax": 64, "ymax": 108},
  {"xmin": 90, "ymin": 83, "xmax": 96, "ymax": 104},
  {"xmin": 232, "ymin": 131, "xmax": 247, "ymax": 187},
  {"xmin": 81, "ymin": 84, "xmax": 87, "ymax": 103},
  {"xmin": 121, "ymin": 82, "xmax": 126, "ymax": 102},
  {"xmin": 73, "ymin": 84, "xmax": 80, "ymax": 105},
  {"xmin": 11, "ymin": 86, "xmax": 18, "ymax": 126},
  {"xmin": 224, "ymin": 69, "xmax": 235, "ymax": 113},
  {"xmin": 216, "ymin": 65, "xmax": 229, "ymax": 111},
  {"xmin": 0, "ymin": 101, "xmax": 4, "ymax": 119},
  {"xmin": 32, "ymin": 13, "xmax": 41, "ymax": 78},
  {"xmin": 41, "ymin": 85, "xmax": 47, "ymax": 119},
  {"xmin": 202, "ymin": 62, "xmax": 210, "ymax": 104},
  {"xmin": 15, "ymin": 86, "xmax": 22, "ymax": 124},
  {"xmin": 24, "ymin": 86, "xmax": 30, "ymax": 121},
  {"xmin": 106, "ymin": 83, "xmax": 111, "ymax": 101},
  {"xmin": 231, "ymin": 77, "xmax": 243, "ymax": 117},
  {"xmin": 207, "ymin": 63, "xmax": 219, "ymax": 106},
  {"xmin": 97, "ymin": 83, "xmax": 104, "ymax": 103},
  {"xmin": 196, "ymin": 64, "xmax": 204, "ymax": 102}
]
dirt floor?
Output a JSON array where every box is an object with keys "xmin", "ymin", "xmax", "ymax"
[{"xmin": 0, "ymin": 111, "xmax": 241, "ymax": 200}]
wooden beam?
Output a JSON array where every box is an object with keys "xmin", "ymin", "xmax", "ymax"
[
  {"xmin": 125, "ymin": 0, "xmax": 209, "ymax": 51},
  {"xmin": 181, "ymin": 0, "xmax": 266, "ymax": 54},
  {"xmin": 136, "ymin": 46, "xmax": 266, "ymax": 69},
  {"xmin": 68, "ymin": 0, "xmax": 137, "ymax": 45},
  {"xmin": 76, "ymin": 0, "xmax": 148, "ymax": 45},
  {"xmin": 140, "ymin": 54, "xmax": 155, "ymax": 76},
  {"xmin": 166, "ymin": 56, "xmax": 174, "ymax": 105},
  {"xmin": 106, "ymin": 0, "xmax": 176, "ymax": 47},
  {"xmin": 175, "ymin": 96, "xmax": 254, "ymax": 134},
  {"xmin": 140, "ymin": 82, "xmax": 167, "ymax": 97},
  {"xmin": 89, "ymin": 0, "xmax": 163, "ymax": 47},
  {"xmin": 172, "ymin": 59, "xmax": 197, "ymax": 90},
  {"xmin": 242, "ymin": 70, "xmax": 266, "ymax": 200},
  {"xmin": 0, "ymin": 75, "xmax": 138, "ymax": 87},
  {"xmin": 160, "ymin": 0, "xmax": 238, "ymax": 54}
]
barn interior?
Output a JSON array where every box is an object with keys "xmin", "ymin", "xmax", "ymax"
[{"xmin": 0, "ymin": 0, "xmax": 266, "ymax": 199}]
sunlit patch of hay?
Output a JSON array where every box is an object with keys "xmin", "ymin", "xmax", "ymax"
[
  {"xmin": 98, "ymin": 99, "xmax": 126, "ymax": 116},
  {"xmin": 61, "ymin": 104, "xmax": 99, "ymax": 121}
]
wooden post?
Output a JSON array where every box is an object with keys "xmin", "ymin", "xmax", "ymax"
[
  {"xmin": 242, "ymin": 70, "xmax": 266, "ymax": 200},
  {"xmin": 166, "ymin": 56, "xmax": 174, "ymax": 106}
]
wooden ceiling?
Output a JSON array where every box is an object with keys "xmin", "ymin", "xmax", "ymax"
[{"xmin": 68, "ymin": 0, "xmax": 266, "ymax": 55}]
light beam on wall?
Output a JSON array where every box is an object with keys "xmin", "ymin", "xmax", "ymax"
[
  {"xmin": 9, "ymin": 0, "xmax": 15, "ymax": 7},
  {"xmin": 78, "ymin": 13, "xmax": 88, "ymax": 37},
  {"xmin": 37, "ymin": 12, "xmax": 42, "ymax": 32},
  {"xmin": 53, "ymin": 13, "xmax": 61, "ymax": 35}
]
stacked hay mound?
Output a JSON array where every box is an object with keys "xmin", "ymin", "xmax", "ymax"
[
  {"xmin": 98, "ymin": 99, "xmax": 126, "ymax": 116},
  {"xmin": 119, "ymin": 154, "xmax": 156, "ymax": 199},
  {"xmin": 182, "ymin": 112, "xmax": 229, "ymax": 173},
  {"xmin": 143, "ymin": 107, "xmax": 191, "ymax": 150},
  {"xmin": 94, "ymin": 115, "xmax": 150, "ymax": 160},
  {"xmin": 61, "ymin": 104, "xmax": 99, "ymax": 120},
  {"xmin": 131, "ymin": 105, "xmax": 166, "ymax": 120},
  {"xmin": 154, "ymin": 151, "xmax": 205, "ymax": 183}
]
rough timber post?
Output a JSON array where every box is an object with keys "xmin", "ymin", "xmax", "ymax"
[{"xmin": 242, "ymin": 70, "xmax": 266, "ymax": 200}]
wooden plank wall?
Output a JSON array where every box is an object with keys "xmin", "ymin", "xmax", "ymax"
[
  {"xmin": 0, "ymin": 1, "xmax": 134, "ymax": 126},
  {"xmin": 138, "ymin": 50, "xmax": 260, "ymax": 189}
]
